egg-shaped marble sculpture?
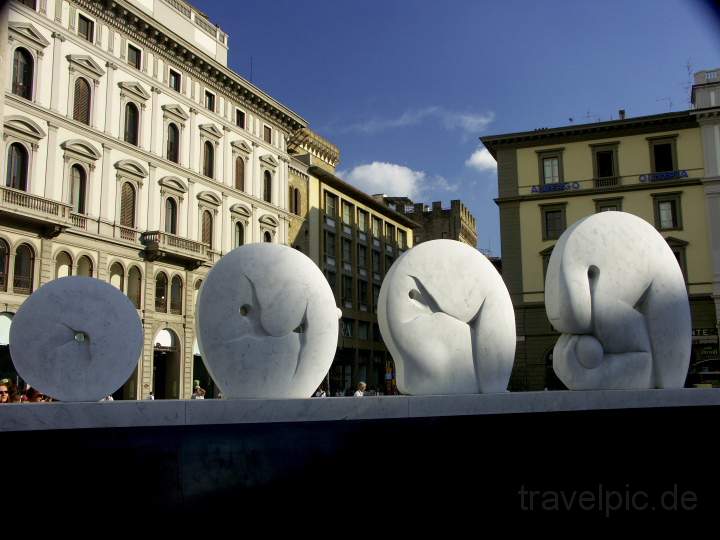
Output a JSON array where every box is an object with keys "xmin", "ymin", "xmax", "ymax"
[
  {"xmin": 378, "ymin": 239, "xmax": 515, "ymax": 395},
  {"xmin": 9, "ymin": 276, "xmax": 143, "ymax": 402},
  {"xmin": 195, "ymin": 243, "xmax": 339, "ymax": 398},
  {"xmin": 545, "ymin": 211, "xmax": 691, "ymax": 390}
]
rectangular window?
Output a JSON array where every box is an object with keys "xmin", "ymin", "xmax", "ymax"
[
  {"xmin": 324, "ymin": 192, "xmax": 338, "ymax": 217},
  {"xmin": 264, "ymin": 125, "xmax": 272, "ymax": 144},
  {"xmin": 358, "ymin": 321, "xmax": 369, "ymax": 341},
  {"xmin": 325, "ymin": 270, "xmax": 336, "ymax": 290},
  {"xmin": 169, "ymin": 69, "xmax": 181, "ymax": 92},
  {"xmin": 372, "ymin": 251, "xmax": 380, "ymax": 273},
  {"xmin": 324, "ymin": 230, "xmax": 336, "ymax": 257},
  {"xmin": 385, "ymin": 255, "xmax": 394, "ymax": 272},
  {"xmin": 358, "ymin": 280, "xmax": 368, "ymax": 307},
  {"xmin": 372, "ymin": 217, "xmax": 382, "ymax": 237},
  {"xmin": 342, "ymin": 276, "xmax": 353, "ymax": 305},
  {"xmin": 358, "ymin": 210, "xmax": 368, "ymax": 232},
  {"xmin": 373, "ymin": 284, "xmax": 381, "ymax": 313},
  {"xmin": 653, "ymin": 143, "xmax": 674, "ymax": 172},
  {"xmin": 358, "ymin": 245, "xmax": 367, "ymax": 268},
  {"xmin": 205, "ymin": 91, "xmax": 215, "ymax": 112},
  {"xmin": 236, "ymin": 109, "xmax": 245, "ymax": 129},
  {"xmin": 127, "ymin": 44, "xmax": 141, "ymax": 69},
  {"xmin": 596, "ymin": 151, "xmax": 614, "ymax": 178},
  {"xmin": 543, "ymin": 157, "xmax": 560, "ymax": 184},
  {"xmin": 342, "ymin": 238, "xmax": 352, "ymax": 263},
  {"xmin": 653, "ymin": 192, "xmax": 682, "ymax": 230},
  {"xmin": 541, "ymin": 204, "xmax": 567, "ymax": 241},
  {"xmin": 341, "ymin": 318, "xmax": 353, "ymax": 338},
  {"xmin": 386, "ymin": 224, "xmax": 396, "ymax": 243},
  {"xmin": 78, "ymin": 14, "xmax": 94, "ymax": 42},
  {"xmin": 594, "ymin": 198, "xmax": 623, "ymax": 213},
  {"xmin": 398, "ymin": 230, "xmax": 407, "ymax": 249},
  {"xmin": 342, "ymin": 202, "xmax": 353, "ymax": 225}
]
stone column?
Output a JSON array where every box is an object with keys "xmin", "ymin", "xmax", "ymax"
[
  {"xmin": 221, "ymin": 193, "xmax": 229, "ymax": 254},
  {"xmin": 187, "ymin": 178, "xmax": 196, "ymax": 240},
  {"xmin": 223, "ymin": 126, "xmax": 232, "ymax": 187},
  {"xmin": 50, "ymin": 32, "xmax": 65, "ymax": 113},
  {"xmin": 99, "ymin": 144, "xmax": 112, "ymax": 223},
  {"xmin": 146, "ymin": 164, "xmax": 157, "ymax": 231},
  {"xmin": 189, "ymin": 108, "xmax": 198, "ymax": 172},
  {"xmin": 150, "ymin": 86, "xmax": 161, "ymax": 155},
  {"xmin": 104, "ymin": 62, "xmax": 117, "ymax": 135},
  {"xmin": 44, "ymin": 123, "xmax": 58, "ymax": 199},
  {"xmin": 251, "ymin": 142, "xmax": 259, "ymax": 198}
]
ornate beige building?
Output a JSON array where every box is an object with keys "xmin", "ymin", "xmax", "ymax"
[{"xmin": 0, "ymin": 0, "xmax": 307, "ymax": 399}]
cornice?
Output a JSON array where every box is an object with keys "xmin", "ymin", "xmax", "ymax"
[{"xmin": 72, "ymin": 0, "xmax": 307, "ymax": 133}]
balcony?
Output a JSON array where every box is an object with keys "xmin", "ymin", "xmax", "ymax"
[
  {"xmin": 594, "ymin": 176, "xmax": 621, "ymax": 189},
  {"xmin": 140, "ymin": 231, "xmax": 210, "ymax": 269},
  {"xmin": 114, "ymin": 225, "xmax": 140, "ymax": 243},
  {"xmin": 0, "ymin": 186, "xmax": 72, "ymax": 237}
]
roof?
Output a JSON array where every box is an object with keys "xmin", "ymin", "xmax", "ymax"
[
  {"xmin": 308, "ymin": 166, "xmax": 420, "ymax": 229},
  {"xmin": 480, "ymin": 110, "xmax": 697, "ymax": 158}
]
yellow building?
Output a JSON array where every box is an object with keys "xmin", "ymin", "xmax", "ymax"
[
  {"xmin": 288, "ymin": 128, "xmax": 416, "ymax": 394},
  {"xmin": 482, "ymin": 109, "xmax": 719, "ymax": 390}
]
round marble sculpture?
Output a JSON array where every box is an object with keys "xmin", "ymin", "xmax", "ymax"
[
  {"xmin": 9, "ymin": 276, "xmax": 143, "ymax": 402},
  {"xmin": 545, "ymin": 211, "xmax": 691, "ymax": 390},
  {"xmin": 195, "ymin": 243, "xmax": 340, "ymax": 399},
  {"xmin": 378, "ymin": 239, "xmax": 516, "ymax": 395}
]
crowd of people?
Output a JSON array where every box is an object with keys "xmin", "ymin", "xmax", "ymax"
[{"xmin": 0, "ymin": 379, "xmax": 53, "ymax": 403}]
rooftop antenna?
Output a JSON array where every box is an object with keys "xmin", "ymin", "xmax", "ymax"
[
  {"xmin": 250, "ymin": 56, "xmax": 253, "ymax": 82},
  {"xmin": 657, "ymin": 96, "xmax": 673, "ymax": 111},
  {"xmin": 684, "ymin": 59, "xmax": 694, "ymax": 107}
]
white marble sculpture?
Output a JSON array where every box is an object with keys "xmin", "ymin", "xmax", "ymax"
[
  {"xmin": 9, "ymin": 276, "xmax": 143, "ymax": 402},
  {"xmin": 545, "ymin": 211, "xmax": 691, "ymax": 390},
  {"xmin": 378, "ymin": 239, "xmax": 516, "ymax": 395},
  {"xmin": 195, "ymin": 243, "xmax": 340, "ymax": 399}
]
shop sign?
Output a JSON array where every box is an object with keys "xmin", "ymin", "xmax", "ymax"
[
  {"xmin": 531, "ymin": 182, "xmax": 581, "ymax": 194},
  {"xmin": 639, "ymin": 170, "xmax": 688, "ymax": 183}
]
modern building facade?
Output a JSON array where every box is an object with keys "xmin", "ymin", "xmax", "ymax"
[
  {"xmin": 287, "ymin": 131, "xmax": 416, "ymax": 394},
  {"xmin": 482, "ymin": 108, "xmax": 719, "ymax": 390},
  {"xmin": 1, "ymin": 0, "xmax": 307, "ymax": 399}
]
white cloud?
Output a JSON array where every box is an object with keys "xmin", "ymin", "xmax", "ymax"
[
  {"xmin": 465, "ymin": 146, "xmax": 497, "ymax": 172},
  {"xmin": 344, "ymin": 107, "xmax": 494, "ymax": 135},
  {"xmin": 340, "ymin": 162, "xmax": 426, "ymax": 200}
]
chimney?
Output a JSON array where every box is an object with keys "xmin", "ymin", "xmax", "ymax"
[{"xmin": 618, "ymin": 109, "xmax": 626, "ymax": 120}]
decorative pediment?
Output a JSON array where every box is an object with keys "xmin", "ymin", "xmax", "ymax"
[
  {"xmin": 114, "ymin": 159, "xmax": 148, "ymax": 179},
  {"xmin": 230, "ymin": 204, "xmax": 251, "ymax": 218},
  {"xmin": 161, "ymin": 104, "xmax": 189, "ymax": 122},
  {"xmin": 199, "ymin": 124, "xmax": 223, "ymax": 139},
  {"xmin": 259, "ymin": 154, "xmax": 279, "ymax": 169},
  {"xmin": 60, "ymin": 139, "xmax": 101, "ymax": 161},
  {"xmin": 158, "ymin": 176, "xmax": 188, "ymax": 194},
  {"xmin": 197, "ymin": 190, "xmax": 221, "ymax": 206},
  {"xmin": 66, "ymin": 54, "xmax": 105, "ymax": 80},
  {"xmin": 665, "ymin": 236, "xmax": 689, "ymax": 247},
  {"xmin": 8, "ymin": 22, "xmax": 50, "ymax": 51},
  {"xmin": 4, "ymin": 116, "xmax": 46, "ymax": 140},
  {"xmin": 118, "ymin": 81, "xmax": 151, "ymax": 102},
  {"xmin": 259, "ymin": 214, "xmax": 279, "ymax": 227},
  {"xmin": 231, "ymin": 140, "xmax": 252, "ymax": 155}
]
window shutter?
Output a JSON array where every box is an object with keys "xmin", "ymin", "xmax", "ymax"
[
  {"xmin": 235, "ymin": 157, "xmax": 244, "ymax": 191},
  {"xmin": 120, "ymin": 183, "xmax": 136, "ymax": 228},
  {"xmin": 202, "ymin": 210, "xmax": 213, "ymax": 247},
  {"xmin": 124, "ymin": 103, "xmax": 139, "ymax": 145},
  {"xmin": 73, "ymin": 78, "xmax": 91, "ymax": 125}
]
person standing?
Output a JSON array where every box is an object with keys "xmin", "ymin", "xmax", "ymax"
[
  {"xmin": 0, "ymin": 379, "xmax": 18, "ymax": 403},
  {"xmin": 353, "ymin": 382, "xmax": 367, "ymax": 397}
]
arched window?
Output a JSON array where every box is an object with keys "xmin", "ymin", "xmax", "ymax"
[
  {"xmin": 124, "ymin": 103, "xmax": 139, "ymax": 146},
  {"xmin": 166, "ymin": 123, "xmax": 179, "ymax": 163},
  {"xmin": 70, "ymin": 164, "xmax": 87, "ymax": 214},
  {"xmin": 164, "ymin": 198, "xmax": 177, "ymax": 235},
  {"xmin": 155, "ymin": 272, "xmax": 168, "ymax": 312},
  {"xmin": 235, "ymin": 156, "xmax": 245, "ymax": 191},
  {"xmin": 235, "ymin": 222, "xmax": 244, "ymax": 247},
  {"xmin": 73, "ymin": 77, "xmax": 91, "ymax": 125},
  {"xmin": 12, "ymin": 48, "xmax": 33, "ymax": 100},
  {"xmin": 120, "ymin": 183, "xmax": 136, "ymax": 228},
  {"xmin": 170, "ymin": 275, "xmax": 183, "ymax": 315},
  {"xmin": 77, "ymin": 256, "xmax": 93, "ymax": 277},
  {"xmin": 201, "ymin": 210, "xmax": 213, "ymax": 248},
  {"xmin": 264, "ymin": 231, "xmax": 272, "ymax": 243},
  {"xmin": 128, "ymin": 266, "xmax": 142, "ymax": 308},
  {"xmin": 263, "ymin": 170, "xmax": 272, "ymax": 203},
  {"xmin": 294, "ymin": 188, "xmax": 301, "ymax": 215},
  {"xmin": 55, "ymin": 251, "xmax": 72, "ymax": 279},
  {"xmin": 203, "ymin": 141, "xmax": 214, "ymax": 178},
  {"xmin": 0, "ymin": 240, "xmax": 9, "ymax": 292},
  {"xmin": 13, "ymin": 244, "xmax": 35, "ymax": 295},
  {"xmin": 6, "ymin": 143, "xmax": 29, "ymax": 191},
  {"xmin": 109, "ymin": 262, "xmax": 124, "ymax": 291}
]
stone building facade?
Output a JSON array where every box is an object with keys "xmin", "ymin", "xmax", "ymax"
[{"xmin": 0, "ymin": 0, "xmax": 306, "ymax": 399}]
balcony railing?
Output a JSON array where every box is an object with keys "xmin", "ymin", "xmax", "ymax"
[
  {"xmin": 140, "ymin": 231, "xmax": 210, "ymax": 266},
  {"xmin": 594, "ymin": 176, "xmax": 621, "ymax": 189},
  {"xmin": 0, "ymin": 186, "xmax": 73, "ymax": 235},
  {"xmin": 71, "ymin": 213, "xmax": 88, "ymax": 230},
  {"xmin": 12, "ymin": 275, "xmax": 32, "ymax": 295}
]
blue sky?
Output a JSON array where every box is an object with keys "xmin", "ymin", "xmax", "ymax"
[{"xmin": 193, "ymin": 0, "xmax": 720, "ymax": 255}]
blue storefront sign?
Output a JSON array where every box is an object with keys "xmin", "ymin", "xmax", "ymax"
[
  {"xmin": 639, "ymin": 170, "xmax": 688, "ymax": 182},
  {"xmin": 531, "ymin": 182, "xmax": 581, "ymax": 194}
]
